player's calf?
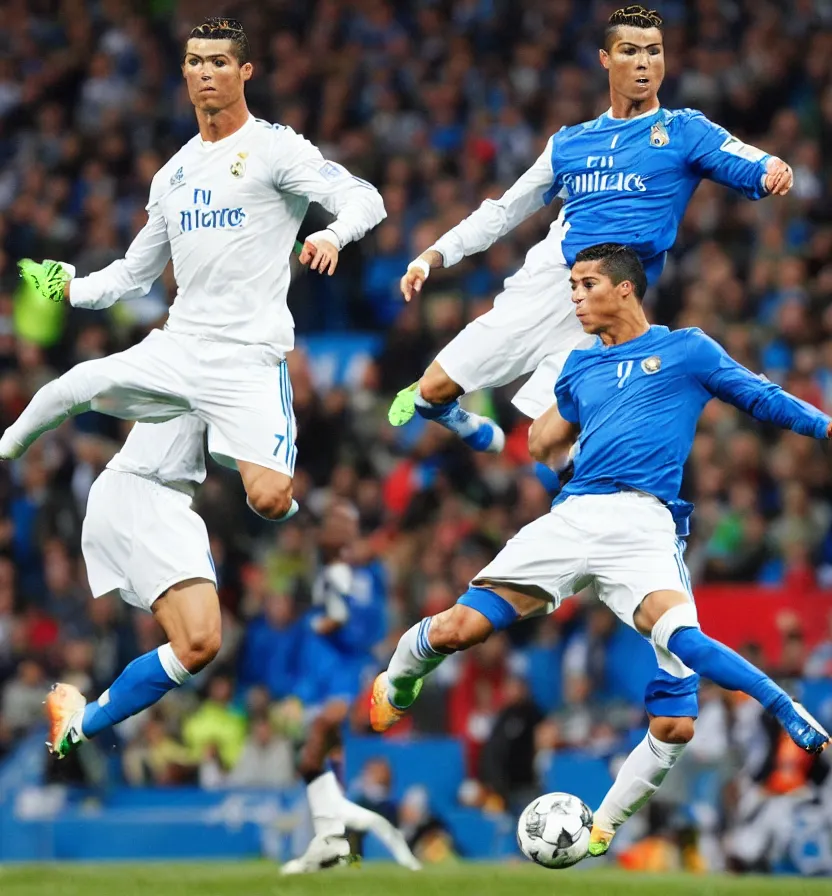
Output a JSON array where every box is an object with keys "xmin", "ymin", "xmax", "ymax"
[
  {"xmin": 589, "ymin": 715, "xmax": 694, "ymax": 857},
  {"xmin": 371, "ymin": 589, "xmax": 515, "ymax": 732}
]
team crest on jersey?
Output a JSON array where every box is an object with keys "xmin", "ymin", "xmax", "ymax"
[
  {"xmin": 170, "ymin": 166, "xmax": 184, "ymax": 186},
  {"xmin": 230, "ymin": 152, "xmax": 248, "ymax": 178},
  {"xmin": 641, "ymin": 355, "xmax": 662, "ymax": 374},
  {"xmin": 649, "ymin": 122, "xmax": 669, "ymax": 147}
]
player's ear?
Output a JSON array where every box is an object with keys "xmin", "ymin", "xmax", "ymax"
[
  {"xmin": 599, "ymin": 49, "xmax": 610, "ymax": 70},
  {"xmin": 241, "ymin": 62, "xmax": 253, "ymax": 82}
]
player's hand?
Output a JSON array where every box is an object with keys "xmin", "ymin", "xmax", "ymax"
[
  {"xmin": 18, "ymin": 259, "xmax": 75, "ymax": 303},
  {"xmin": 826, "ymin": 421, "xmax": 832, "ymax": 440},
  {"xmin": 400, "ymin": 249, "xmax": 442, "ymax": 302},
  {"xmin": 299, "ymin": 230, "xmax": 340, "ymax": 275},
  {"xmin": 764, "ymin": 157, "xmax": 793, "ymax": 196}
]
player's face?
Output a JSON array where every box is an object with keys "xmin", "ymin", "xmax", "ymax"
[
  {"xmin": 569, "ymin": 261, "xmax": 631, "ymax": 334},
  {"xmin": 182, "ymin": 38, "xmax": 252, "ymax": 114},
  {"xmin": 600, "ymin": 26, "xmax": 665, "ymax": 105}
]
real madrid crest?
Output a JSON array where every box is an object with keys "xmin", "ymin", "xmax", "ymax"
[
  {"xmin": 230, "ymin": 151, "xmax": 248, "ymax": 178},
  {"xmin": 649, "ymin": 122, "xmax": 669, "ymax": 148},
  {"xmin": 641, "ymin": 355, "xmax": 661, "ymax": 374}
]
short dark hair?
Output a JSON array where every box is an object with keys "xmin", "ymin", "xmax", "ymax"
[
  {"xmin": 604, "ymin": 5, "xmax": 664, "ymax": 51},
  {"xmin": 187, "ymin": 17, "xmax": 250, "ymax": 65},
  {"xmin": 574, "ymin": 243, "xmax": 647, "ymax": 301}
]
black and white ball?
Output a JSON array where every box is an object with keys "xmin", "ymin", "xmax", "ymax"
[{"xmin": 517, "ymin": 792, "xmax": 593, "ymax": 869}]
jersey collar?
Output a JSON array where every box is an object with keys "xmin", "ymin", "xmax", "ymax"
[
  {"xmin": 198, "ymin": 114, "xmax": 256, "ymax": 151},
  {"xmin": 603, "ymin": 105, "xmax": 662, "ymax": 123}
]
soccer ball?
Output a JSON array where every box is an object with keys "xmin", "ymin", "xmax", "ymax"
[{"xmin": 517, "ymin": 792, "xmax": 593, "ymax": 869}]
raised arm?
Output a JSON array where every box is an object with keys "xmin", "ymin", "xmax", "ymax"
[
  {"xmin": 271, "ymin": 125, "xmax": 385, "ymax": 270},
  {"xmin": 686, "ymin": 329, "xmax": 831, "ymax": 439},
  {"xmin": 683, "ymin": 111, "xmax": 792, "ymax": 198},
  {"xmin": 400, "ymin": 134, "xmax": 558, "ymax": 300}
]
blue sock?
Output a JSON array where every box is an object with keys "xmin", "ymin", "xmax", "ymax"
[
  {"xmin": 413, "ymin": 393, "xmax": 497, "ymax": 451},
  {"xmin": 668, "ymin": 628, "xmax": 790, "ymax": 716},
  {"xmin": 82, "ymin": 645, "xmax": 190, "ymax": 738}
]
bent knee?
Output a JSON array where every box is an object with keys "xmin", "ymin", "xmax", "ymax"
[
  {"xmin": 429, "ymin": 604, "xmax": 492, "ymax": 652},
  {"xmin": 651, "ymin": 715, "xmax": 695, "ymax": 744},
  {"xmin": 419, "ymin": 364, "xmax": 462, "ymax": 405},
  {"xmin": 178, "ymin": 626, "xmax": 222, "ymax": 672},
  {"xmin": 247, "ymin": 479, "xmax": 293, "ymax": 520}
]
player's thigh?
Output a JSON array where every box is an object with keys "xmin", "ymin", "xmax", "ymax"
[
  {"xmin": 87, "ymin": 330, "xmax": 194, "ymax": 421},
  {"xmin": 434, "ymin": 265, "xmax": 571, "ymax": 394},
  {"xmin": 512, "ymin": 328, "xmax": 596, "ymax": 419},
  {"xmin": 127, "ymin": 479, "xmax": 217, "ymax": 613},
  {"xmin": 590, "ymin": 493, "xmax": 693, "ymax": 628},
  {"xmin": 473, "ymin": 502, "xmax": 590, "ymax": 617},
  {"xmin": 203, "ymin": 357, "xmax": 296, "ymax": 476},
  {"xmin": 81, "ymin": 473, "xmax": 135, "ymax": 600}
]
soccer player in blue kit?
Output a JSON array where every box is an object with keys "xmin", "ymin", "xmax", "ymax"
[
  {"xmin": 371, "ymin": 244, "xmax": 830, "ymax": 860},
  {"xmin": 388, "ymin": 5, "xmax": 794, "ymax": 455}
]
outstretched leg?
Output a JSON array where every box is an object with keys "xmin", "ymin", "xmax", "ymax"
[
  {"xmin": 370, "ymin": 585, "xmax": 526, "ymax": 732},
  {"xmin": 638, "ymin": 592, "xmax": 830, "ymax": 754},
  {"xmin": 588, "ymin": 715, "xmax": 694, "ymax": 857},
  {"xmin": 46, "ymin": 579, "xmax": 220, "ymax": 757}
]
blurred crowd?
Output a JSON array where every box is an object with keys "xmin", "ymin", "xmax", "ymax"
[{"xmin": 0, "ymin": 0, "xmax": 830, "ymax": 873}]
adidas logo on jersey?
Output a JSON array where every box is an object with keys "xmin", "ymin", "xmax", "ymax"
[{"xmin": 170, "ymin": 166, "xmax": 184, "ymax": 186}]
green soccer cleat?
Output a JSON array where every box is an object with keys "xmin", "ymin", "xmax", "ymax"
[
  {"xmin": 388, "ymin": 382, "xmax": 419, "ymax": 427},
  {"xmin": 587, "ymin": 826, "xmax": 613, "ymax": 857}
]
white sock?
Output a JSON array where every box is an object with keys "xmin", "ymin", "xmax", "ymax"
[
  {"xmin": 593, "ymin": 732, "xmax": 687, "ymax": 835},
  {"xmin": 307, "ymin": 770, "xmax": 346, "ymax": 839},
  {"xmin": 338, "ymin": 796, "xmax": 421, "ymax": 870},
  {"xmin": 387, "ymin": 618, "xmax": 447, "ymax": 708}
]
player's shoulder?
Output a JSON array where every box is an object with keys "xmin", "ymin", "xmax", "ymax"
[
  {"xmin": 662, "ymin": 107, "xmax": 720, "ymax": 134},
  {"xmin": 555, "ymin": 112, "xmax": 611, "ymax": 143}
]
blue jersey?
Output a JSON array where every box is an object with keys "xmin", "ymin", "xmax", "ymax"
[
  {"xmin": 555, "ymin": 327, "xmax": 829, "ymax": 530},
  {"xmin": 546, "ymin": 108, "xmax": 770, "ymax": 284}
]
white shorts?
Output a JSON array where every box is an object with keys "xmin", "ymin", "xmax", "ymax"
[
  {"xmin": 434, "ymin": 256, "xmax": 594, "ymax": 419},
  {"xmin": 82, "ymin": 470, "xmax": 216, "ymax": 612},
  {"xmin": 475, "ymin": 491, "xmax": 697, "ymax": 679},
  {"xmin": 72, "ymin": 328, "xmax": 297, "ymax": 476}
]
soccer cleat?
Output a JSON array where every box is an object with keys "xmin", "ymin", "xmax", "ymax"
[
  {"xmin": 461, "ymin": 416, "xmax": 505, "ymax": 454},
  {"xmin": 784, "ymin": 701, "xmax": 830, "ymax": 754},
  {"xmin": 388, "ymin": 383, "xmax": 419, "ymax": 427},
  {"xmin": 587, "ymin": 826, "xmax": 614, "ymax": 857},
  {"xmin": 369, "ymin": 672, "xmax": 421, "ymax": 733},
  {"xmin": 44, "ymin": 682, "xmax": 87, "ymax": 759},
  {"xmin": 280, "ymin": 834, "xmax": 352, "ymax": 875}
]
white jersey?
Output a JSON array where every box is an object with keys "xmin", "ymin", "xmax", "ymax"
[
  {"xmin": 70, "ymin": 116, "xmax": 385, "ymax": 352},
  {"xmin": 430, "ymin": 135, "xmax": 566, "ymax": 274},
  {"xmin": 107, "ymin": 416, "xmax": 206, "ymax": 496}
]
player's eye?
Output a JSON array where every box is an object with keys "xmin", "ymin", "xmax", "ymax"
[{"xmin": 214, "ymin": 59, "xmax": 226, "ymax": 67}]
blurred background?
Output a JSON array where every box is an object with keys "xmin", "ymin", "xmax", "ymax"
[{"xmin": 0, "ymin": 0, "xmax": 831, "ymax": 876}]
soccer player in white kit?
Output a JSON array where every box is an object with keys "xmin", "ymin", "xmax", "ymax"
[
  {"xmin": 388, "ymin": 5, "xmax": 793, "ymax": 455},
  {"xmin": 4, "ymin": 17, "xmax": 385, "ymax": 522},
  {"xmin": 45, "ymin": 417, "xmax": 220, "ymax": 759}
]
